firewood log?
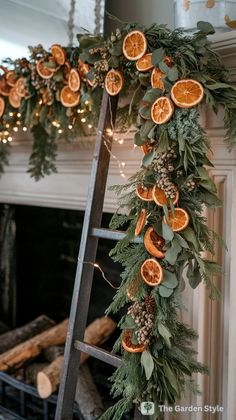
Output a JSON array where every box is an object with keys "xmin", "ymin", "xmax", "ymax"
[
  {"xmin": 0, "ymin": 315, "xmax": 55, "ymax": 354},
  {"xmin": 25, "ymin": 362, "xmax": 49, "ymax": 385},
  {"xmin": 0, "ymin": 319, "xmax": 68, "ymax": 372},
  {"xmin": 43, "ymin": 345, "xmax": 64, "ymax": 363},
  {"xmin": 37, "ymin": 316, "xmax": 116, "ymax": 398},
  {"xmin": 75, "ymin": 363, "xmax": 104, "ymax": 419}
]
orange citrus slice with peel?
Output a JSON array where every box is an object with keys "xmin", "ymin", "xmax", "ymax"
[
  {"xmin": 144, "ymin": 227, "xmax": 165, "ymax": 259},
  {"xmin": 68, "ymin": 69, "xmax": 81, "ymax": 92},
  {"xmin": 164, "ymin": 208, "xmax": 189, "ymax": 232},
  {"xmin": 105, "ymin": 69, "xmax": 124, "ymax": 96},
  {"xmin": 152, "ymin": 186, "xmax": 179, "ymax": 207},
  {"xmin": 9, "ymin": 88, "xmax": 21, "ymax": 108},
  {"xmin": 51, "ymin": 44, "xmax": 66, "ymax": 65},
  {"xmin": 136, "ymin": 53, "xmax": 154, "ymax": 72},
  {"xmin": 135, "ymin": 209, "xmax": 147, "ymax": 236},
  {"xmin": 0, "ymin": 79, "xmax": 10, "ymax": 96},
  {"xmin": 171, "ymin": 79, "xmax": 204, "ymax": 108},
  {"xmin": 0, "ymin": 97, "xmax": 5, "ymax": 117},
  {"xmin": 122, "ymin": 330, "xmax": 146, "ymax": 353},
  {"xmin": 141, "ymin": 143, "xmax": 153, "ymax": 155},
  {"xmin": 15, "ymin": 78, "xmax": 25, "ymax": 97},
  {"xmin": 151, "ymin": 96, "xmax": 174, "ymax": 125},
  {"xmin": 141, "ymin": 258, "xmax": 164, "ymax": 286},
  {"xmin": 78, "ymin": 59, "xmax": 90, "ymax": 81},
  {"xmin": 136, "ymin": 185, "xmax": 153, "ymax": 201},
  {"xmin": 126, "ymin": 277, "xmax": 142, "ymax": 301},
  {"xmin": 123, "ymin": 30, "xmax": 147, "ymax": 61},
  {"xmin": 60, "ymin": 86, "xmax": 80, "ymax": 107},
  {"xmin": 36, "ymin": 58, "xmax": 54, "ymax": 79},
  {"xmin": 151, "ymin": 68, "xmax": 165, "ymax": 90},
  {"xmin": 6, "ymin": 70, "xmax": 17, "ymax": 87}
]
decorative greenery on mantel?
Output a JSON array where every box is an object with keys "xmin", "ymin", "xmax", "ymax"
[{"xmin": 1, "ymin": 19, "xmax": 236, "ymax": 419}]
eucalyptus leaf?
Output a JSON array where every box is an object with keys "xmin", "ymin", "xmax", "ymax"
[
  {"xmin": 159, "ymin": 285, "xmax": 174, "ymax": 298},
  {"xmin": 129, "ymin": 84, "xmax": 144, "ymax": 115},
  {"xmin": 139, "ymin": 105, "xmax": 151, "ymax": 120},
  {"xmin": 205, "ymin": 83, "xmax": 233, "ymax": 91},
  {"xmin": 156, "ymin": 130, "xmax": 169, "ymax": 153},
  {"xmin": 142, "ymin": 150, "xmax": 155, "ymax": 167},
  {"xmin": 162, "ymin": 270, "xmax": 178, "ymax": 289},
  {"xmin": 140, "ymin": 120, "xmax": 155, "ymax": 141},
  {"xmin": 151, "ymin": 48, "xmax": 165, "ymax": 66},
  {"xmin": 159, "ymin": 61, "xmax": 170, "ymax": 74},
  {"xmin": 162, "ymin": 221, "xmax": 174, "ymax": 241},
  {"xmin": 182, "ymin": 227, "xmax": 200, "ymax": 251},
  {"xmin": 197, "ymin": 21, "xmax": 215, "ymax": 35},
  {"xmin": 178, "ymin": 135, "xmax": 185, "ymax": 152},
  {"xmin": 134, "ymin": 131, "xmax": 146, "ymax": 146},
  {"xmin": 167, "ymin": 66, "xmax": 179, "ymax": 82},
  {"xmin": 143, "ymin": 88, "xmax": 161, "ymax": 103},
  {"xmin": 164, "ymin": 239, "xmax": 181, "ymax": 265},
  {"xmin": 141, "ymin": 350, "xmax": 154, "ymax": 380},
  {"xmin": 158, "ymin": 323, "xmax": 172, "ymax": 347},
  {"xmin": 163, "ymin": 362, "xmax": 179, "ymax": 395},
  {"xmin": 175, "ymin": 234, "xmax": 189, "ymax": 249},
  {"xmin": 188, "ymin": 269, "xmax": 202, "ymax": 289}
]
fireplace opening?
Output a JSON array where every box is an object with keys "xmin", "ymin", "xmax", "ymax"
[{"xmin": 0, "ymin": 203, "xmax": 132, "ymax": 419}]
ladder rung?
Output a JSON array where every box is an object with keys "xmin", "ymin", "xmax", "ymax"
[
  {"xmin": 74, "ymin": 340, "xmax": 121, "ymax": 368},
  {"xmin": 90, "ymin": 227, "xmax": 142, "ymax": 243}
]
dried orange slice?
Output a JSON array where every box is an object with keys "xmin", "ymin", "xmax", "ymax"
[
  {"xmin": 36, "ymin": 58, "xmax": 54, "ymax": 79},
  {"xmin": 151, "ymin": 68, "xmax": 165, "ymax": 90},
  {"xmin": 0, "ymin": 79, "xmax": 10, "ymax": 96},
  {"xmin": 141, "ymin": 143, "xmax": 153, "ymax": 155},
  {"xmin": 152, "ymin": 186, "xmax": 179, "ymax": 207},
  {"xmin": 68, "ymin": 69, "xmax": 81, "ymax": 92},
  {"xmin": 136, "ymin": 185, "xmax": 153, "ymax": 201},
  {"xmin": 126, "ymin": 277, "xmax": 142, "ymax": 301},
  {"xmin": 141, "ymin": 258, "xmax": 164, "ymax": 286},
  {"xmin": 15, "ymin": 78, "xmax": 25, "ymax": 97},
  {"xmin": 164, "ymin": 208, "xmax": 189, "ymax": 232},
  {"xmin": 171, "ymin": 79, "xmax": 204, "ymax": 108},
  {"xmin": 78, "ymin": 59, "xmax": 90, "ymax": 81},
  {"xmin": 136, "ymin": 53, "xmax": 154, "ymax": 72},
  {"xmin": 135, "ymin": 209, "xmax": 147, "ymax": 236},
  {"xmin": 9, "ymin": 88, "xmax": 21, "ymax": 108},
  {"xmin": 0, "ymin": 97, "xmax": 5, "ymax": 117},
  {"xmin": 105, "ymin": 69, "xmax": 124, "ymax": 96},
  {"xmin": 151, "ymin": 96, "xmax": 174, "ymax": 125},
  {"xmin": 144, "ymin": 227, "xmax": 165, "ymax": 259},
  {"xmin": 6, "ymin": 70, "xmax": 17, "ymax": 87},
  {"xmin": 122, "ymin": 330, "xmax": 146, "ymax": 353},
  {"xmin": 60, "ymin": 86, "xmax": 80, "ymax": 107},
  {"xmin": 51, "ymin": 44, "xmax": 66, "ymax": 65},
  {"xmin": 123, "ymin": 30, "xmax": 147, "ymax": 61}
]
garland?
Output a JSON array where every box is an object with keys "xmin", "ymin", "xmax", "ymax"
[{"xmin": 1, "ymin": 19, "xmax": 236, "ymax": 419}]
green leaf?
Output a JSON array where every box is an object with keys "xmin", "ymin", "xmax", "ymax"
[
  {"xmin": 162, "ymin": 270, "xmax": 178, "ymax": 289},
  {"xmin": 200, "ymin": 179, "xmax": 217, "ymax": 194},
  {"xmin": 197, "ymin": 21, "xmax": 215, "ymax": 35},
  {"xmin": 159, "ymin": 285, "xmax": 173, "ymax": 298},
  {"xmin": 175, "ymin": 234, "xmax": 189, "ymax": 249},
  {"xmin": 141, "ymin": 350, "xmax": 154, "ymax": 380},
  {"xmin": 143, "ymin": 88, "xmax": 161, "ymax": 103},
  {"xmin": 156, "ymin": 130, "xmax": 169, "ymax": 153},
  {"xmin": 205, "ymin": 83, "xmax": 233, "ymax": 91},
  {"xmin": 108, "ymin": 40, "xmax": 123, "ymax": 56},
  {"xmin": 134, "ymin": 131, "xmax": 146, "ymax": 146},
  {"xmin": 164, "ymin": 239, "xmax": 181, "ymax": 265},
  {"xmin": 139, "ymin": 73, "xmax": 150, "ymax": 87},
  {"xmin": 129, "ymin": 84, "xmax": 143, "ymax": 115},
  {"xmin": 158, "ymin": 323, "xmax": 172, "ymax": 347},
  {"xmin": 182, "ymin": 227, "xmax": 200, "ymax": 251},
  {"xmin": 142, "ymin": 150, "xmax": 155, "ymax": 167},
  {"xmin": 140, "ymin": 120, "xmax": 155, "ymax": 141},
  {"xmin": 163, "ymin": 362, "xmax": 180, "ymax": 395},
  {"xmin": 162, "ymin": 221, "xmax": 174, "ymax": 241},
  {"xmin": 119, "ymin": 315, "xmax": 137, "ymax": 329},
  {"xmin": 139, "ymin": 105, "xmax": 151, "ymax": 120},
  {"xmin": 167, "ymin": 66, "xmax": 179, "ymax": 82},
  {"xmin": 151, "ymin": 48, "xmax": 165, "ymax": 66},
  {"xmin": 178, "ymin": 134, "xmax": 185, "ymax": 152},
  {"xmin": 159, "ymin": 61, "xmax": 170, "ymax": 74},
  {"xmin": 108, "ymin": 55, "xmax": 119, "ymax": 68},
  {"xmin": 188, "ymin": 267, "xmax": 202, "ymax": 289}
]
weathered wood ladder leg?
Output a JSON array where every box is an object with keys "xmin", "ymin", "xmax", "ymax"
[
  {"xmin": 55, "ymin": 91, "xmax": 144, "ymax": 420},
  {"xmin": 55, "ymin": 91, "xmax": 118, "ymax": 419}
]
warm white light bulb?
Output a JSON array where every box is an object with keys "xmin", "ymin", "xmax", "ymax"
[
  {"xmin": 22, "ymin": 127, "xmax": 27, "ymax": 132},
  {"xmin": 13, "ymin": 126, "xmax": 18, "ymax": 132}
]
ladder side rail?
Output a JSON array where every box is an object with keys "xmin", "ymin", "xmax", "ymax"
[{"xmin": 55, "ymin": 92, "xmax": 118, "ymax": 420}]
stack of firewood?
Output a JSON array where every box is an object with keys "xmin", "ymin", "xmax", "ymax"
[{"xmin": 0, "ymin": 315, "xmax": 116, "ymax": 419}]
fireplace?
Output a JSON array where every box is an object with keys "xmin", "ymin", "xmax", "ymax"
[{"xmin": 0, "ymin": 202, "xmax": 127, "ymax": 419}]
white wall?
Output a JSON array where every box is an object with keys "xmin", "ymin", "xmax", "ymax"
[{"xmin": 105, "ymin": 0, "xmax": 174, "ymax": 32}]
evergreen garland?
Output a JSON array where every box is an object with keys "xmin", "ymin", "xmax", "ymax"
[{"xmin": 0, "ymin": 19, "xmax": 236, "ymax": 419}]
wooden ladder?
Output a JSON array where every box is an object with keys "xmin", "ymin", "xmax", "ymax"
[{"xmin": 55, "ymin": 91, "xmax": 143, "ymax": 419}]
